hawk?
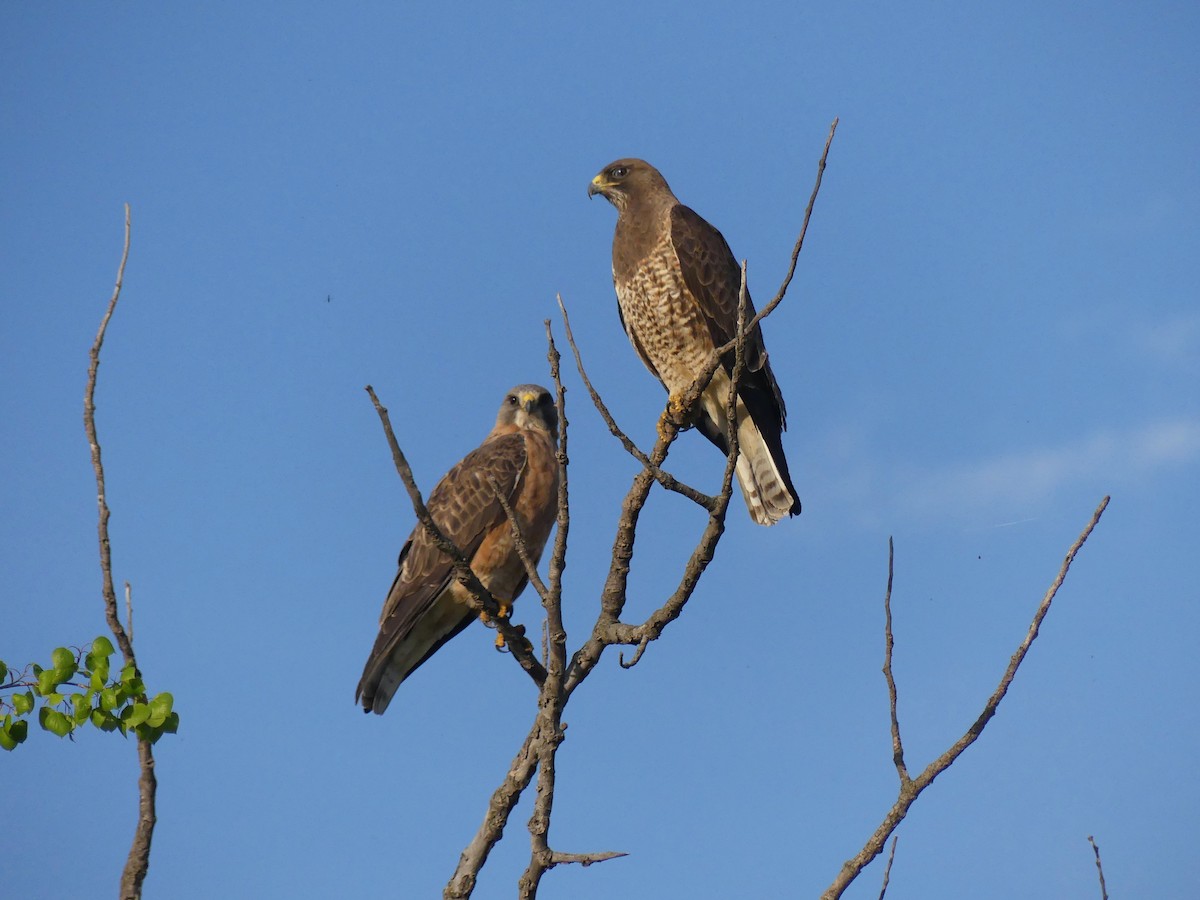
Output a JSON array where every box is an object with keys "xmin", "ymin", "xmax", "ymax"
[
  {"xmin": 588, "ymin": 158, "xmax": 801, "ymax": 526},
  {"xmin": 356, "ymin": 384, "xmax": 560, "ymax": 714}
]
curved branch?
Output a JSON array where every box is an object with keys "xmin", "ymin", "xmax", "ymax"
[
  {"xmin": 556, "ymin": 295, "xmax": 716, "ymax": 510},
  {"xmin": 83, "ymin": 204, "xmax": 157, "ymax": 900}
]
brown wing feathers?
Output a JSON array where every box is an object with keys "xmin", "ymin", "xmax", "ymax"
[{"xmin": 355, "ymin": 432, "xmax": 528, "ymax": 714}]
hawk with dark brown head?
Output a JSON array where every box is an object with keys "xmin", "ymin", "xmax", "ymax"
[
  {"xmin": 588, "ymin": 158, "xmax": 801, "ymax": 525},
  {"xmin": 356, "ymin": 384, "xmax": 560, "ymax": 714}
]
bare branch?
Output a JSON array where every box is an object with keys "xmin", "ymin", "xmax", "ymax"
[
  {"xmin": 83, "ymin": 204, "xmax": 157, "ymax": 900},
  {"xmin": 85, "ymin": 203, "xmax": 136, "ymax": 668},
  {"xmin": 746, "ymin": 116, "xmax": 839, "ymax": 335},
  {"xmin": 365, "ymin": 385, "xmax": 547, "ymax": 687},
  {"xmin": 571, "ymin": 264, "xmax": 750, "ymax": 680},
  {"xmin": 1088, "ymin": 835, "xmax": 1109, "ymax": 900},
  {"xmin": 489, "ymin": 474, "xmax": 551, "ymax": 604},
  {"xmin": 877, "ymin": 835, "xmax": 898, "ymax": 900},
  {"xmin": 882, "ymin": 538, "xmax": 909, "ymax": 783},
  {"xmin": 617, "ymin": 635, "xmax": 650, "ymax": 670},
  {"xmin": 547, "ymin": 850, "xmax": 628, "ymax": 867},
  {"xmin": 556, "ymin": 295, "xmax": 716, "ymax": 510},
  {"xmin": 446, "ymin": 725, "xmax": 542, "ymax": 899},
  {"xmin": 125, "ymin": 581, "xmax": 134, "ymax": 647},
  {"xmin": 448, "ymin": 322, "xmax": 578, "ymax": 897},
  {"xmin": 821, "ymin": 496, "xmax": 1111, "ymax": 899},
  {"xmin": 540, "ymin": 321, "xmax": 570, "ymax": 677}
]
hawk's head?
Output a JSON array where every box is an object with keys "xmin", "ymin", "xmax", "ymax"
[
  {"xmin": 588, "ymin": 158, "xmax": 672, "ymax": 213},
  {"xmin": 496, "ymin": 384, "xmax": 558, "ymax": 440}
]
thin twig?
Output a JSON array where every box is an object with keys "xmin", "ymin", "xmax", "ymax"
[
  {"xmin": 689, "ymin": 117, "xmax": 841, "ymax": 408},
  {"xmin": 83, "ymin": 204, "xmax": 157, "ymax": 900},
  {"xmin": 556, "ymin": 295, "xmax": 715, "ymax": 510},
  {"xmin": 821, "ymin": 496, "xmax": 1111, "ymax": 900},
  {"xmin": 489, "ymin": 475, "xmax": 551, "ymax": 604},
  {"xmin": 746, "ymin": 116, "xmax": 838, "ymax": 335},
  {"xmin": 125, "ymin": 581, "xmax": 134, "ymax": 646},
  {"xmin": 547, "ymin": 850, "xmax": 629, "ymax": 867},
  {"xmin": 877, "ymin": 835, "xmax": 898, "ymax": 900},
  {"xmin": 85, "ymin": 204, "xmax": 136, "ymax": 668},
  {"xmin": 366, "ymin": 386, "xmax": 547, "ymax": 687},
  {"xmin": 1087, "ymin": 835, "xmax": 1109, "ymax": 900}
]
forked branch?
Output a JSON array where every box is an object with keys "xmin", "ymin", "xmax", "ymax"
[{"xmin": 821, "ymin": 496, "xmax": 1111, "ymax": 899}]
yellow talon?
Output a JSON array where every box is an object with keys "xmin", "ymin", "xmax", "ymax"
[{"xmin": 478, "ymin": 600, "xmax": 511, "ymax": 627}]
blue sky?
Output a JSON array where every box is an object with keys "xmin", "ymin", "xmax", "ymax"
[{"xmin": 3, "ymin": 3, "xmax": 1197, "ymax": 897}]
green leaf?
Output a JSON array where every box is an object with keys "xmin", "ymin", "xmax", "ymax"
[
  {"xmin": 148, "ymin": 692, "xmax": 173, "ymax": 721},
  {"xmin": 36, "ymin": 669, "xmax": 58, "ymax": 695},
  {"xmin": 45, "ymin": 692, "xmax": 64, "ymax": 706},
  {"xmin": 50, "ymin": 647, "xmax": 74, "ymax": 670},
  {"xmin": 120, "ymin": 663, "xmax": 138, "ymax": 684},
  {"xmin": 123, "ymin": 703, "xmax": 150, "ymax": 728},
  {"xmin": 162, "ymin": 711, "xmax": 180, "ymax": 734},
  {"xmin": 100, "ymin": 688, "xmax": 118, "ymax": 711},
  {"xmin": 13, "ymin": 691, "xmax": 34, "ymax": 715},
  {"xmin": 10, "ymin": 719, "xmax": 28, "ymax": 744},
  {"xmin": 145, "ymin": 693, "xmax": 174, "ymax": 728},
  {"xmin": 92, "ymin": 636, "xmax": 114, "ymax": 657},
  {"xmin": 0, "ymin": 660, "xmax": 7, "ymax": 682},
  {"xmin": 39, "ymin": 708, "xmax": 73, "ymax": 738},
  {"xmin": 93, "ymin": 710, "xmax": 120, "ymax": 732},
  {"xmin": 71, "ymin": 694, "xmax": 91, "ymax": 724},
  {"xmin": 0, "ymin": 729, "xmax": 15, "ymax": 752}
]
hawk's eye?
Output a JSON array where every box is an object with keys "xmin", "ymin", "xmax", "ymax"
[
  {"xmin": 611, "ymin": 166, "xmax": 628, "ymax": 179},
  {"xmin": 506, "ymin": 395, "xmax": 518, "ymax": 406}
]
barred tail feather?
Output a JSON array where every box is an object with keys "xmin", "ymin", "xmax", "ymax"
[{"xmin": 699, "ymin": 376, "xmax": 801, "ymax": 526}]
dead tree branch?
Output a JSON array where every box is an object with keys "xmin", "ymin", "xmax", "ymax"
[
  {"xmin": 1088, "ymin": 835, "xmax": 1109, "ymax": 900},
  {"xmin": 877, "ymin": 835, "xmax": 898, "ymax": 900},
  {"xmin": 83, "ymin": 203, "xmax": 157, "ymax": 900},
  {"xmin": 821, "ymin": 496, "xmax": 1111, "ymax": 900}
]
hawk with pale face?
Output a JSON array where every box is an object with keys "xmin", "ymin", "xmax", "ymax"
[{"xmin": 356, "ymin": 385, "xmax": 559, "ymax": 714}]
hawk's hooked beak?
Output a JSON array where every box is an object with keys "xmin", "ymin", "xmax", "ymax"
[
  {"xmin": 519, "ymin": 391, "xmax": 539, "ymax": 413},
  {"xmin": 587, "ymin": 174, "xmax": 609, "ymax": 199}
]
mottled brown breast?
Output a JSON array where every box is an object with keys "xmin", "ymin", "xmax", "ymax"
[
  {"xmin": 615, "ymin": 226, "xmax": 718, "ymax": 396},
  {"xmin": 461, "ymin": 427, "xmax": 558, "ymax": 604}
]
